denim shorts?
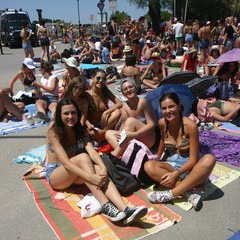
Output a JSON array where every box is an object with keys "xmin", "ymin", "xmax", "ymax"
[
  {"xmin": 45, "ymin": 162, "xmax": 61, "ymax": 184},
  {"xmin": 165, "ymin": 153, "xmax": 202, "ymax": 180},
  {"xmin": 22, "ymin": 41, "xmax": 32, "ymax": 50},
  {"xmin": 165, "ymin": 153, "xmax": 189, "ymax": 180},
  {"xmin": 40, "ymin": 95, "xmax": 58, "ymax": 106}
]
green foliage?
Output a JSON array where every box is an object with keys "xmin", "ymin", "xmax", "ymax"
[
  {"xmin": 109, "ymin": 11, "xmax": 129, "ymax": 25},
  {"xmin": 161, "ymin": 11, "xmax": 172, "ymax": 21}
]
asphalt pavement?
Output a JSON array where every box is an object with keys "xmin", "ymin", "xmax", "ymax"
[{"xmin": 0, "ymin": 43, "xmax": 239, "ymax": 240}]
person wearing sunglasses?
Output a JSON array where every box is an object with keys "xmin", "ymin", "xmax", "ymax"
[
  {"xmin": 85, "ymin": 69, "xmax": 122, "ymax": 144},
  {"xmin": 204, "ymin": 45, "xmax": 221, "ymax": 76}
]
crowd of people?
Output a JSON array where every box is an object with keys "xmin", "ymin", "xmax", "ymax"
[{"xmin": 1, "ymin": 13, "xmax": 240, "ymax": 224}]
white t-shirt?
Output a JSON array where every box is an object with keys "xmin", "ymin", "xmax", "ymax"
[
  {"xmin": 40, "ymin": 74, "xmax": 59, "ymax": 97},
  {"xmin": 173, "ymin": 22, "xmax": 184, "ymax": 37},
  {"xmin": 95, "ymin": 41, "xmax": 102, "ymax": 51}
]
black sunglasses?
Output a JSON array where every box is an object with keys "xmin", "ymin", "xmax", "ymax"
[{"xmin": 96, "ymin": 76, "xmax": 106, "ymax": 82}]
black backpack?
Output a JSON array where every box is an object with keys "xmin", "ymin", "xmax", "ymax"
[
  {"xmin": 61, "ymin": 49, "xmax": 72, "ymax": 62},
  {"xmin": 102, "ymin": 152, "xmax": 140, "ymax": 196}
]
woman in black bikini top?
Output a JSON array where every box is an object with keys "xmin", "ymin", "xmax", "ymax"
[{"xmin": 9, "ymin": 58, "xmax": 38, "ymax": 96}]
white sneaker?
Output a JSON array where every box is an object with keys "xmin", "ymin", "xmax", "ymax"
[
  {"xmin": 32, "ymin": 114, "xmax": 41, "ymax": 124},
  {"xmin": 26, "ymin": 115, "xmax": 34, "ymax": 125},
  {"xmin": 147, "ymin": 190, "xmax": 174, "ymax": 203},
  {"xmin": 187, "ymin": 192, "xmax": 202, "ymax": 210}
]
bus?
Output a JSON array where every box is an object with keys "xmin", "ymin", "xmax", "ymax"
[{"xmin": 0, "ymin": 8, "xmax": 38, "ymax": 48}]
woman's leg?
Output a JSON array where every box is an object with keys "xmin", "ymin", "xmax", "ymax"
[
  {"xmin": 142, "ymin": 79, "xmax": 159, "ymax": 89},
  {"xmin": 147, "ymin": 154, "xmax": 216, "ymax": 206},
  {"xmin": 36, "ymin": 99, "xmax": 48, "ymax": 115},
  {"xmin": 171, "ymin": 154, "xmax": 216, "ymax": 197},
  {"xmin": 48, "ymin": 102, "xmax": 58, "ymax": 118},
  {"xmin": 101, "ymin": 109, "xmax": 121, "ymax": 131},
  {"xmin": 41, "ymin": 46, "xmax": 45, "ymax": 60},
  {"xmin": 0, "ymin": 94, "xmax": 24, "ymax": 121},
  {"xmin": 29, "ymin": 48, "xmax": 34, "ymax": 59},
  {"xmin": 144, "ymin": 161, "xmax": 177, "ymax": 188},
  {"xmin": 105, "ymin": 129, "xmax": 120, "ymax": 149},
  {"xmin": 111, "ymin": 117, "xmax": 156, "ymax": 158},
  {"xmin": 46, "ymin": 46, "xmax": 50, "ymax": 61}
]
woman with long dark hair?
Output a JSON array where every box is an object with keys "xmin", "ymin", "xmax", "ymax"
[
  {"xmin": 45, "ymin": 97, "xmax": 147, "ymax": 224},
  {"xmin": 145, "ymin": 92, "xmax": 216, "ymax": 210}
]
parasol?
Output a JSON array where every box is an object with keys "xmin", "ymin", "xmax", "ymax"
[{"xmin": 146, "ymin": 84, "xmax": 196, "ymax": 120}]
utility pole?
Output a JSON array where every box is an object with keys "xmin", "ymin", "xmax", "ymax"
[{"xmin": 77, "ymin": 0, "xmax": 81, "ymax": 36}]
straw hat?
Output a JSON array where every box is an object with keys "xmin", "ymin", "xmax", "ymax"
[
  {"xmin": 123, "ymin": 45, "xmax": 132, "ymax": 53},
  {"xmin": 188, "ymin": 47, "xmax": 197, "ymax": 54}
]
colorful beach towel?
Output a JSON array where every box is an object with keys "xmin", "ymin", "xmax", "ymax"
[
  {"xmin": 24, "ymin": 168, "xmax": 181, "ymax": 240},
  {"xmin": 200, "ymin": 131, "xmax": 240, "ymax": 167},
  {"xmin": 217, "ymin": 121, "xmax": 240, "ymax": 134},
  {"xmin": 167, "ymin": 163, "xmax": 240, "ymax": 211}
]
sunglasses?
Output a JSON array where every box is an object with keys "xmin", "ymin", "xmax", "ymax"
[{"xmin": 96, "ymin": 76, "xmax": 106, "ymax": 82}]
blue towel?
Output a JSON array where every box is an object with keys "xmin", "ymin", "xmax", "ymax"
[
  {"xmin": 80, "ymin": 63, "xmax": 105, "ymax": 69},
  {"xmin": 13, "ymin": 144, "xmax": 46, "ymax": 165}
]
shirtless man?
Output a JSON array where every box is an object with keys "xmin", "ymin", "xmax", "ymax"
[{"xmin": 198, "ymin": 20, "xmax": 211, "ymax": 64}]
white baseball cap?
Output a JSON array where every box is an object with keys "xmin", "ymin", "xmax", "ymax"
[
  {"xmin": 62, "ymin": 57, "xmax": 78, "ymax": 68},
  {"xmin": 23, "ymin": 58, "xmax": 36, "ymax": 69},
  {"xmin": 146, "ymin": 40, "xmax": 151, "ymax": 44}
]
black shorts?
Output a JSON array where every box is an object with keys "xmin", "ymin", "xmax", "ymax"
[{"xmin": 40, "ymin": 37, "xmax": 50, "ymax": 46}]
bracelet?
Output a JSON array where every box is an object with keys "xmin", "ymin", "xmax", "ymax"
[{"xmin": 176, "ymin": 169, "xmax": 182, "ymax": 176}]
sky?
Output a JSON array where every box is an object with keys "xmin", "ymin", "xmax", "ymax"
[{"xmin": 0, "ymin": 0, "xmax": 148, "ymax": 24}]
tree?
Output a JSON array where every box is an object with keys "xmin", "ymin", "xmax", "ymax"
[
  {"xmin": 128, "ymin": 0, "xmax": 161, "ymax": 35},
  {"xmin": 109, "ymin": 10, "xmax": 129, "ymax": 25}
]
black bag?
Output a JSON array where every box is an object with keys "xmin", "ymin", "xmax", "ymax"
[
  {"xmin": 14, "ymin": 94, "xmax": 36, "ymax": 105},
  {"xmin": 82, "ymin": 55, "xmax": 94, "ymax": 64},
  {"xmin": 102, "ymin": 152, "xmax": 140, "ymax": 195},
  {"xmin": 106, "ymin": 66, "xmax": 120, "ymax": 78},
  {"xmin": 61, "ymin": 49, "xmax": 72, "ymax": 62}
]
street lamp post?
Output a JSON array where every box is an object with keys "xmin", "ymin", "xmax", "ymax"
[{"xmin": 77, "ymin": 0, "xmax": 81, "ymax": 36}]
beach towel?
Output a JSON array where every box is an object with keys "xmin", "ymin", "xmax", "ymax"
[
  {"xmin": 80, "ymin": 63, "xmax": 105, "ymax": 70},
  {"xmin": 0, "ymin": 104, "xmax": 48, "ymax": 135},
  {"xmin": 13, "ymin": 144, "xmax": 46, "ymax": 165},
  {"xmin": 200, "ymin": 131, "xmax": 240, "ymax": 167},
  {"xmin": 23, "ymin": 166, "xmax": 181, "ymax": 240},
  {"xmin": 162, "ymin": 163, "xmax": 240, "ymax": 211},
  {"xmin": 217, "ymin": 121, "xmax": 240, "ymax": 134}
]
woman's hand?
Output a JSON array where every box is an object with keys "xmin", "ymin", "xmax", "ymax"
[
  {"xmin": 88, "ymin": 172, "xmax": 108, "ymax": 188},
  {"xmin": 160, "ymin": 171, "xmax": 179, "ymax": 187}
]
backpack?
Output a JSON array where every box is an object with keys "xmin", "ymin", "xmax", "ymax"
[
  {"xmin": 102, "ymin": 152, "xmax": 140, "ymax": 196},
  {"xmin": 197, "ymin": 98, "xmax": 214, "ymax": 123},
  {"xmin": 121, "ymin": 140, "xmax": 156, "ymax": 186}
]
